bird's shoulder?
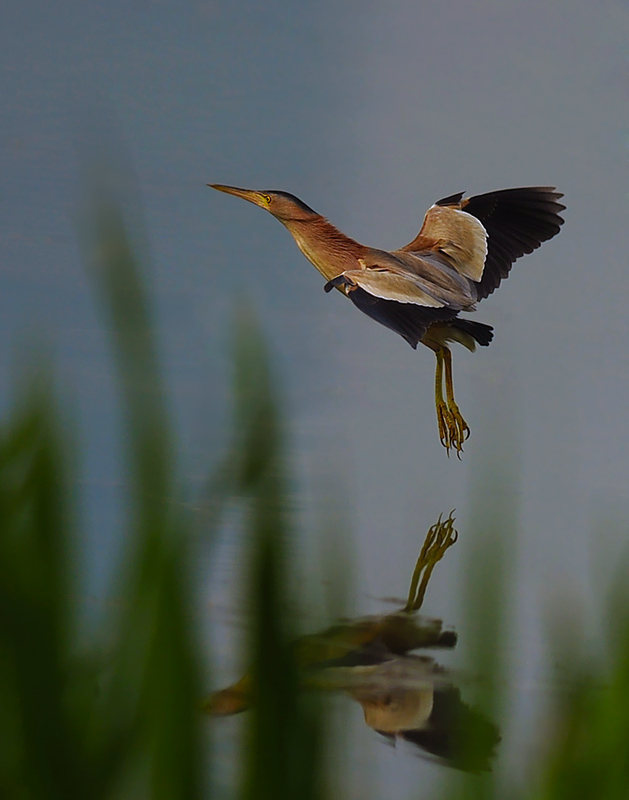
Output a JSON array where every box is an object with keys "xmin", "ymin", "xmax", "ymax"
[{"xmin": 400, "ymin": 203, "xmax": 488, "ymax": 282}]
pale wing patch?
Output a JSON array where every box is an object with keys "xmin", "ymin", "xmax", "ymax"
[
  {"xmin": 403, "ymin": 205, "xmax": 488, "ymax": 282},
  {"xmin": 335, "ymin": 268, "xmax": 445, "ymax": 307}
]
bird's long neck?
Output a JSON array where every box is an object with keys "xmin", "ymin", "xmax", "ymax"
[{"xmin": 282, "ymin": 216, "xmax": 367, "ymax": 281}]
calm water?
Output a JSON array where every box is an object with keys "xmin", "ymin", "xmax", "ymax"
[{"xmin": 2, "ymin": 1, "xmax": 629, "ymax": 796}]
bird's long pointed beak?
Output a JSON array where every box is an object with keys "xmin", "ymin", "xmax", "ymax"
[{"xmin": 208, "ymin": 184, "xmax": 268, "ymax": 208}]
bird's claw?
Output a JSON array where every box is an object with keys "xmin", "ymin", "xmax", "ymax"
[
  {"xmin": 436, "ymin": 400, "xmax": 470, "ymax": 457},
  {"xmin": 436, "ymin": 401, "xmax": 451, "ymax": 448},
  {"xmin": 449, "ymin": 400, "xmax": 470, "ymax": 443}
]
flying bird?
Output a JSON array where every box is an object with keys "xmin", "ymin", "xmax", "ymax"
[{"xmin": 210, "ymin": 183, "xmax": 565, "ymax": 454}]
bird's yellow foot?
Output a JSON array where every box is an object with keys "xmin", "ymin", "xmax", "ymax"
[
  {"xmin": 436, "ymin": 399, "xmax": 453, "ymax": 450},
  {"xmin": 448, "ymin": 399, "xmax": 470, "ymax": 448},
  {"xmin": 436, "ymin": 400, "xmax": 470, "ymax": 457}
]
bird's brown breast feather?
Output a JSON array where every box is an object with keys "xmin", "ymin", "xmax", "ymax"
[{"xmin": 285, "ymin": 216, "xmax": 368, "ymax": 281}]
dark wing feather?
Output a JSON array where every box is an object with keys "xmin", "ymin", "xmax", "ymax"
[
  {"xmin": 462, "ymin": 187, "xmax": 565, "ymax": 299},
  {"xmin": 435, "ymin": 191, "xmax": 465, "ymax": 207},
  {"xmin": 349, "ymin": 287, "xmax": 458, "ymax": 349}
]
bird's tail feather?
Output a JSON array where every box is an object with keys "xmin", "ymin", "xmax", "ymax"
[{"xmin": 450, "ymin": 319, "xmax": 494, "ymax": 347}]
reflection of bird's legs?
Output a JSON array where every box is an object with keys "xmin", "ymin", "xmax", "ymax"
[
  {"xmin": 405, "ymin": 512, "xmax": 458, "ymax": 612},
  {"xmin": 441, "ymin": 347, "xmax": 470, "ymax": 454}
]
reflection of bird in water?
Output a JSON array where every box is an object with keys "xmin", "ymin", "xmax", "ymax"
[
  {"xmin": 211, "ymin": 183, "xmax": 564, "ymax": 454},
  {"xmin": 398, "ymin": 685, "xmax": 500, "ymax": 773},
  {"xmin": 320, "ymin": 646, "xmax": 499, "ymax": 773},
  {"xmin": 204, "ymin": 513, "xmax": 500, "ymax": 772}
]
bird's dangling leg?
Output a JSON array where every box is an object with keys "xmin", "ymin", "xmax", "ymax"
[
  {"xmin": 432, "ymin": 346, "xmax": 469, "ymax": 456},
  {"xmin": 434, "ymin": 349, "xmax": 453, "ymax": 452},
  {"xmin": 441, "ymin": 347, "xmax": 469, "ymax": 456}
]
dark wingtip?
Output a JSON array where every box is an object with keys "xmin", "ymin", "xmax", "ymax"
[{"xmin": 435, "ymin": 191, "xmax": 465, "ymax": 207}]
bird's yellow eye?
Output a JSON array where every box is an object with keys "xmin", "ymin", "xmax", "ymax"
[{"xmin": 263, "ymin": 194, "xmax": 272, "ymax": 204}]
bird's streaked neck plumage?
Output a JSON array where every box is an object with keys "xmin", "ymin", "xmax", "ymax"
[{"xmin": 280, "ymin": 216, "xmax": 367, "ymax": 281}]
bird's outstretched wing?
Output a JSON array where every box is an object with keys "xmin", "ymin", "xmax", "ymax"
[
  {"xmin": 323, "ymin": 253, "xmax": 471, "ymax": 348},
  {"xmin": 401, "ymin": 187, "xmax": 565, "ymax": 299},
  {"xmin": 324, "ymin": 266, "xmax": 445, "ymax": 307},
  {"xmin": 399, "ymin": 202, "xmax": 488, "ymax": 282}
]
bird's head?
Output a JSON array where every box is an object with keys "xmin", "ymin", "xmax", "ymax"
[{"xmin": 209, "ymin": 184, "xmax": 318, "ymax": 222}]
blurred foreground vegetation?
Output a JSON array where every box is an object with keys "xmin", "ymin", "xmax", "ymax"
[{"xmin": 1, "ymin": 170, "xmax": 629, "ymax": 799}]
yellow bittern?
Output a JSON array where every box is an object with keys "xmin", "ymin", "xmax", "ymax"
[{"xmin": 210, "ymin": 183, "xmax": 565, "ymax": 454}]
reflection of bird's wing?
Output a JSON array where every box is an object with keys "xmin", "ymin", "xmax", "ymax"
[
  {"xmin": 401, "ymin": 187, "xmax": 565, "ymax": 299},
  {"xmin": 401, "ymin": 685, "xmax": 501, "ymax": 774}
]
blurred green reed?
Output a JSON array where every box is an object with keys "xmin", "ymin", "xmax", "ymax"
[
  {"xmin": 0, "ymin": 168, "xmax": 326, "ymax": 799},
  {"xmin": 530, "ymin": 580, "xmax": 629, "ymax": 800},
  {"xmin": 1, "ymin": 162, "xmax": 629, "ymax": 799},
  {"xmin": 229, "ymin": 316, "xmax": 326, "ymax": 800},
  {"xmin": 0, "ymin": 179, "xmax": 202, "ymax": 800}
]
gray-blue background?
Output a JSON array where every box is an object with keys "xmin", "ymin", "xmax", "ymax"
[{"xmin": 2, "ymin": 1, "xmax": 629, "ymax": 795}]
